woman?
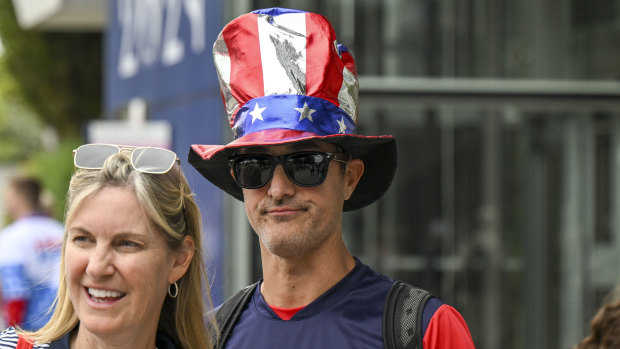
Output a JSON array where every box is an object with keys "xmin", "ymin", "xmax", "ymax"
[{"xmin": 0, "ymin": 144, "xmax": 217, "ymax": 348}]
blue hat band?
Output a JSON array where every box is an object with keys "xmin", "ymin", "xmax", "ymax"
[{"xmin": 232, "ymin": 95, "xmax": 356, "ymax": 139}]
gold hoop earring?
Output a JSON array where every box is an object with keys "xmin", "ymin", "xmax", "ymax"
[{"xmin": 168, "ymin": 282, "xmax": 179, "ymax": 298}]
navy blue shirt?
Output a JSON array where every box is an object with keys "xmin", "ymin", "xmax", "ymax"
[
  {"xmin": 218, "ymin": 258, "xmax": 480, "ymax": 349},
  {"xmin": 225, "ymin": 259, "xmax": 398, "ymax": 348}
]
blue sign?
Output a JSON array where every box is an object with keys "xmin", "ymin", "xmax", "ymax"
[
  {"xmin": 105, "ymin": 0, "xmax": 222, "ymax": 112},
  {"xmin": 105, "ymin": 0, "xmax": 226, "ymax": 304}
]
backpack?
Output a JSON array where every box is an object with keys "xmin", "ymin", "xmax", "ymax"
[{"xmin": 212, "ymin": 280, "xmax": 432, "ymax": 349}]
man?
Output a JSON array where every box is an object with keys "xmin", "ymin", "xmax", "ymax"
[
  {"xmin": 0, "ymin": 176, "xmax": 63, "ymax": 330},
  {"xmin": 189, "ymin": 7, "xmax": 475, "ymax": 348}
]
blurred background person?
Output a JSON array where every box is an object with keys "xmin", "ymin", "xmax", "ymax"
[{"xmin": 0, "ymin": 176, "xmax": 63, "ymax": 330}]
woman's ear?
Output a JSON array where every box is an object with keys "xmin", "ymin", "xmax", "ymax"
[
  {"xmin": 343, "ymin": 159, "xmax": 364, "ymax": 201},
  {"xmin": 168, "ymin": 235, "xmax": 195, "ymax": 284}
]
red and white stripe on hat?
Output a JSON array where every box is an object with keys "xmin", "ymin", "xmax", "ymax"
[{"xmin": 213, "ymin": 7, "xmax": 359, "ymax": 137}]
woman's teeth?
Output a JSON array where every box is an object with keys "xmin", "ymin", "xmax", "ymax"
[{"xmin": 88, "ymin": 288, "xmax": 124, "ymax": 301}]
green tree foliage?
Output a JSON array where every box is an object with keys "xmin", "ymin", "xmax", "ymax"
[
  {"xmin": 0, "ymin": 0, "xmax": 102, "ymax": 138},
  {"xmin": 0, "ymin": 2, "xmax": 103, "ymax": 220},
  {"xmin": 0, "ymin": 61, "xmax": 44, "ymax": 162}
]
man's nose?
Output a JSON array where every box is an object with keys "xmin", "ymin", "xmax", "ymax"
[{"xmin": 267, "ymin": 165, "xmax": 296, "ymax": 199}]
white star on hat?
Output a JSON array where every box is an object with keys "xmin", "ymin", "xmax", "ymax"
[
  {"xmin": 337, "ymin": 117, "xmax": 347, "ymax": 134},
  {"xmin": 295, "ymin": 102, "xmax": 316, "ymax": 123},
  {"xmin": 250, "ymin": 103, "xmax": 267, "ymax": 124}
]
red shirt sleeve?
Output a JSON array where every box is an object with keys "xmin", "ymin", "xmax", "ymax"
[
  {"xmin": 422, "ymin": 304, "xmax": 475, "ymax": 349},
  {"xmin": 6, "ymin": 298, "xmax": 27, "ymax": 327}
]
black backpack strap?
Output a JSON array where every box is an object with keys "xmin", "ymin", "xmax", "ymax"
[
  {"xmin": 383, "ymin": 280, "xmax": 433, "ymax": 349},
  {"xmin": 213, "ymin": 281, "xmax": 259, "ymax": 349}
]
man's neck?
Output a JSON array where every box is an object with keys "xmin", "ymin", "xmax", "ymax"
[{"xmin": 259, "ymin": 239, "xmax": 356, "ymax": 308}]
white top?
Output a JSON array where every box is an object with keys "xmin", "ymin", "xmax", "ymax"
[{"xmin": 0, "ymin": 215, "xmax": 64, "ymax": 330}]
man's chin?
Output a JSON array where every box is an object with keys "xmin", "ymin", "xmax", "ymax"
[{"xmin": 261, "ymin": 235, "xmax": 310, "ymax": 257}]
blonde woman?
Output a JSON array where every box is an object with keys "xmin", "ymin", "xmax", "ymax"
[{"xmin": 0, "ymin": 144, "xmax": 217, "ymax": 349}]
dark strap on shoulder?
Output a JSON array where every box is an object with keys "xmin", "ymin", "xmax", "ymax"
[
  {"xmin": 383, "ymin": 280, "xmax": 433, "ymax": 349},
  {"xmin": 214, "ymin": 282, "xmax": 259, "ymax": 349}
]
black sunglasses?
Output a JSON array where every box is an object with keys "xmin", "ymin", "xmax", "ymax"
[{"xmin": 228, "ymin": 151, "xmax": 350, "ymax": 189}]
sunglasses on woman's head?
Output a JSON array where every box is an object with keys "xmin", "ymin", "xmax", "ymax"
[
  {"xmin": 73, "ymin": 144, "xmax": 179, "ymax": 174},
  {"xmin": 73, "ymin": 143, "xmax": 188, "ymax": 235},
  {"xmin": 228, "ymin": 151, "xmax": 351, "ymax": 189}
]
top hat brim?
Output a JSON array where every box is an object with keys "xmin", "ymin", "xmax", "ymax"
[{"xmin": 188, "ymin": 129, "xmax": 396, "ymax": 211}]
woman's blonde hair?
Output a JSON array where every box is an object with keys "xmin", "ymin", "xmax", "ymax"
[{"xmin": 20, "ymin": 151, "xmax": 217, "ymax": 348}]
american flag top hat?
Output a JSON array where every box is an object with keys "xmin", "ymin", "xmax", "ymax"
[{"xmin": 189, "ymin": 7, "xmax": 396, "ymax": 211}]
